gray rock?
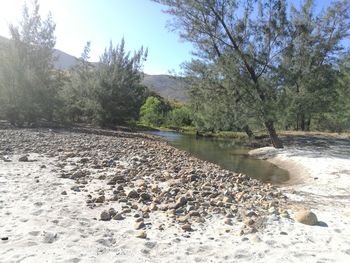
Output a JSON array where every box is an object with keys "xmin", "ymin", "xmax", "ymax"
[{"xmin": 100, "ymin": 210, "xmax": 111, "ymax": 221}]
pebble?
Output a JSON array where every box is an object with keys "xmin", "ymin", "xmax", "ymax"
[
  {"xmin": 181, "ymin": 223, "xmax": 192, "ymax": 231},
  {"xmin": 135, "ymin": 231, "xmax": 147, "ymax": 239},
  {"xmin": 100, "ymin": 210, "xmax": 111, "ymax": 221},
  {"xmin": 134, "ymin": 221, "xmax": 146, "ymax": 230}
]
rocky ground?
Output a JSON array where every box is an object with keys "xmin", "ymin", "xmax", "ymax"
[{"xmin": 1, "ymin": 128, "xmax": 349, "ymax": 262}]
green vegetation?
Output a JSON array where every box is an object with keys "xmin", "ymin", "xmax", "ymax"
[{"xmin": 139, "ymin": 96, "xmax": 192, "ymax": 128}]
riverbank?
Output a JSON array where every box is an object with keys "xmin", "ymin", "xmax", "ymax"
[
  {"xmin": 250, "ymin": 136, "xmax": 350, "ymax": 262},
  {"xmin": 1, "ymin": 128, "xmax": 350, "ymax": 262}
]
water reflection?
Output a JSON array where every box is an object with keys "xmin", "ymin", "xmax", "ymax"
[{"xmin": 146, "ymin": 131, "xmax": 289, "ymax": 184}]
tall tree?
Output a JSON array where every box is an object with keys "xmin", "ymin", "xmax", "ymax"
[
  {"xmin": 59, "ymin": 42, "xmax": 99, "ymax": 123},
  {"xmin": 280, "ymin": 0, "xmax": 350, "ymax": 131},
  {"xmin": 95, "ymin": 39, "xmax": 148, "ymax": 126},
  {"xmin": 154, "ymin": 0, "xmax": 291, "ymax": 148},
  {"xmin": 0, "ymin": 0, "xmax": 61, "ymax": 125}
]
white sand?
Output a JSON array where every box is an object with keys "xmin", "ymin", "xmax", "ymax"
[{"xmin": 1, "ymin": 145, "xmax": 350, "ymax": 262}]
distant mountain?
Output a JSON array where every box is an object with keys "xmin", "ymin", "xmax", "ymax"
[
  {"xmin": 143, "ymin": 74, "xmax": 188, "ymax": 102},
  {"xmin": 0, "ymin": 35, "xmax": 189, "ymax": 102}
]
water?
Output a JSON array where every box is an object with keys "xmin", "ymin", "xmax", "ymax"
[{"xmin": 146, "ymin": 130, "xmax": 289, "ymax": 184}]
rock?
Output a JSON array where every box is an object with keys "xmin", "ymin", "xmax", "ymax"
[
  {"xmin": 280, "ymin": 211, "xmax": 290, "ymax": 218},
  {"xmin": 243, "ymin": 218, "xmax": 255, "ymax": 226},
  {"xmin": 135, "ymin": 217, "xmax": 144, "ymax": 223},
  {"xmin": 113, "ymin": 213, "xmax": 125, "ymax": 220},
  {"xmin": 188, "ymin": 210, "xmax": 200, "ymax": 217},
  {"xmin": 223, "ymin": 196, "xmax": 232, "ymax": 203},
  {"xmin": 175, "ymin": 196, "xmax": 187, "ymax": 208},
  {"xmin": 134, "ymin": 221, "xmax": 146, "ymax": 230},
  {"xmin": 1, "ymin": 237, "xmax": 9, "ymax": 241},
  {"xmin": 149, "ymin": 203, "xmax": 158, "ymax": 211},
  {"xmin": 70, "ymin": 170, "xmax": 85, "ymax": 179},
  {"xmin": 135, "ymin": 230, "xmax": 147, "ymax": 239},
  {"xmin": 140, "ymin": 192, "xmax": 151, "ymax": 201},
  {"xmin": 42, "ymin": 232, "xmax": 57, "ymax": 243},
  {"xmin": 100, "ymin": 210, "xmax": 111, "ymax": 221},
  {"xmin": 224, "ymin": 218, "xmax": 233, "ymax": 225},
  {"xmin": 70, "ymin": 186, "xmax": 80, "ymax": 192},
  {"xmin": 181, "ymin": 223, "xmax": 192, "ymax": 231},
  {"xmin": 18, "ymin": 155, "xmax": 28, "ymax": 162},
  {"xmin": 127, "ymin": 190, "xmax": 140, "ymax": 199},
  {"xmin": 295, "ymin": 210, "xmax": 318, "ymax": 226},
  {"xmin": 108, "ymin": 208, "xmax": 117, "ymax": 217},
  {"xmin": 61, "ymin": 191, "xmax": 67, "ymax": 195},
  {"xmin": 95, "ymin": 195, "xmax": 105, "ymax": 203}
]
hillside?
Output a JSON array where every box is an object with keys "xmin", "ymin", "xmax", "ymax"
[
  {"xmin": 0, "ymin": 36, "xmax": 188, "ymax": 102},
  {"xmin": 143, "ymin": 74, "xmax": 188, "ymax": 102}
]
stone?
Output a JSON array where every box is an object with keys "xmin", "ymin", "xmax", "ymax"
[
  {"xmin": 108, "ymin": 208, "xmax": 117, "ymax": 217},
  {"xmin": 113, "ymin": 213, "xmax": 125, "ymax": 220},
  {"xmin": 181, "ymin": 223, "xmax": 192, "ymax": 232},
  {"xmin": 135, "ymin": 230, "xmax": 147, "ymax": 239},
  {"xmin": 223, "ymin": 196, "xmax": 232, "ymax": 203},
  {"xmin": 188, "ymin": 210, "xmax": 200, "ymax": 217},
  {"xmin": 134, "ymin": 221, "xmax": 146, "ymax": 230},
  {"xmin": 243, "ymin": 218, "xmax": 255, "ymax": 226},
  {"xmin": 61, "ymin": 191, "xmax": 67, "ymax": 195},
  {"xmin": 42, "ymin": 232, "xmax": 57, "ymax": 243},
  {"xmin": 100, "ymin": 210, "xmax": 111, "ymax": 221},
  {"xmin": 175, "ymin": 196, "xmax": 187, "ymax": 208},
  {"xmin": 127, "ymin": 190, "xmax": 140, "ymax": 199},
  {"xmin": 70, "ymin": 170, "xmax": 84, "ymax": 179},
  {"xmin": 224, "ymin": 218, "xmax": 233, "ymax": 225},
  {"xmin": 18, "ymin": 155, "xmax": 28, "ymax": 162},
  {"xmin": 95, "ymin": 195, "xmax": 105, "ymax": 203},
  {"xmin": 295, "ymin": 210, "xmax": 318, "ymax": 226},
  {"xmin": 149, "ymin": 203, "xmax": 158, "ymax": 211},
  {"xmin": 140, "ymin": 192, "xmax": 151, "ymax": 201}
]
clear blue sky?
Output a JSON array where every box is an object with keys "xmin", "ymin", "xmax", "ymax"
[{"xmin": 0, "ymin": 0, "xmax": 336, "ymax": 75}]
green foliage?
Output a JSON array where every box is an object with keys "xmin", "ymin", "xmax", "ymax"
[
  {"xmin": 139, "ymin": 96, "xmax": 165, "ymax": 126},
  {"xmin": 0, "ymin": 0, "xmax": 62, "ymax": 125},
  {"xmin": 139, "ymin": 95, "xmax": 192, "ymax": 128},
  {"xmin": 95, "ymin": 39, "xmax": 148, "ymax": 126},
  {"xmin": 59, "ymin": 42, "xmax": 99, "ymax": 123},
  {"xmin": 166, "ymin": 106, "xmax": 192, "ymax": 127}
]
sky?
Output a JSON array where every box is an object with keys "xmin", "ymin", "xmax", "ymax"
[{"xmin": 0, "ymin": 0, "xmax": 336, "ymax": 75}]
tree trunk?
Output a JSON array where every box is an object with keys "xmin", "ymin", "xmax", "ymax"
[
  {"xmin": 300, "ymin": 113, "xmax": 305, "ymax": 131},
  {"xmin": 264, "ymin": 120, "xmax": 283, "ymax": 148},
  {"xmin": 242, "ymin": 125, "xmax": 254, "ymax": 139}
]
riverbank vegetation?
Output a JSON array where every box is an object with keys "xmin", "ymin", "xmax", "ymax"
[{"xmin": 0, "ymin": 0, "xmax": 349, "ymax": 149}]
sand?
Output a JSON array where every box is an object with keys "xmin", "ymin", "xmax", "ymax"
[{"xmin": 1, "ymin": 132, "xmax": 350, "ymax": 262}]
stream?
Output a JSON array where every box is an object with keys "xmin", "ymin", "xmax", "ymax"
[{"xmin": 147, "ymin": 130, "xmax": 289, "ymax": 184}]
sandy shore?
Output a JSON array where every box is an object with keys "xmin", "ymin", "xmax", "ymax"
[
  {"xmin": 250, "ymin": 138, "xmax": 350, "ymax": 262},
  {"xmin": 1, "ymin": 129, "xmax": 350, "ymax": 262}
]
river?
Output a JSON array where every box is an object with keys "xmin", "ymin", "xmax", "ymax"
[{"xmin": 146, "ymin": 130, "xmax": 289, "ymax": 184}]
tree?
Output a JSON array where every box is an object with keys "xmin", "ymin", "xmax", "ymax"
[
  {"xmin": 59, "ymin": 42, "xmax": 99, "ymax": 123},
  {"xmin": 154, "ymin": 0, "xmax": 292, "ymax": 147},
  {"xmin": 183, "ymin": 59, "xmax": 256, "ymax": 138},
  {"xmin": 279, "ymin": 0, "xmax": 350, "ymax": 131},
  {"xmin": 95, "ymin": 39, "xmax": 148, "ymax": 126},
  {"xmin": 0, "ymin": 0, "xmax": 61, "ymax": 125},
  {"xmin": 139, "ymin": 96, "xmax": 166, "ymax": 126}
]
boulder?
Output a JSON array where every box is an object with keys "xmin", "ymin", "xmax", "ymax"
[{"xmin": 295, "ymin": 210, "xmax": 318, "ymax": 226}]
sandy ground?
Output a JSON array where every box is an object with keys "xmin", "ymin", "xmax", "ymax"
[
  {"xmin": 1, "ymin": 132, "xmax": 350, "ymax": 262},
  {"xmin": 250, "ymin": 137, "xmax": 350, "ymax": 263}
]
